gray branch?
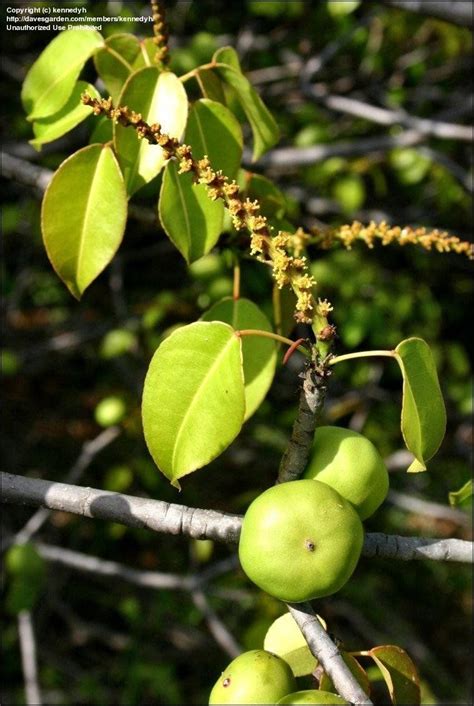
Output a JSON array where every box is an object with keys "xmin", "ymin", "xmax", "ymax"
[
  {"xmin": 18, "ymin": 611, "xmax": 42, "ymax": 706},
  {"xmin": 277, "ymin": 363, "xmax": 329, "ymax": 483},
  {"xmin": 383, "ymin": 1, "xmax": 473, "ymax": 28},
  {"xmin": 1, "ymin": 472, "xmax": 242, "ymax": 544},
  {"xmin": 2, "ymin": 473, "xmax": 472, "ymax": 563},
  {"xmin": 287, "ymin": 602, "xmax": 373, "ymax": 705}
]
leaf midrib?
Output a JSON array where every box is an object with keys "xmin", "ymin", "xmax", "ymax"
[{"xmin": 75, "ymin": 147, "xmax": 107, "ymax": 290}]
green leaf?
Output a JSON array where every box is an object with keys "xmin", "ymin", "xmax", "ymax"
[
  {"xmin": 263, "ymin": 613, "xmax": 326, "ymax": 677},
  {"xmin": 394, "ymin": 338, "xmax": 446, "ymax": 472},
  {"xmin": 197, "ymin": 68, "xmax": 227, "ymax": 103},
  {"xmin": 22, "ymin": 29, "xmax": 104, "ymax": 120},
  {"xmin": 319, "ymin": 652, "xmax": 370, "ymax": 697},
  {"xmin": 30, "ymin": 82, "xmax": 100, "ymax": 150},
  {"xmin": 114, "ymin": 68, "xmax": 188, "ymax": 195},
  {"xmin": 369, "ymin": 645, "xmax": 420, "ymax": 705},
  {"xmin": 212, "ymin": 46, "xmax": 279, "ymax": 161},
  {"xmin": 142, "ymin": 322, "xmax": 245, "ymax": 486},
  {"xmin": 449, "ymin": 479, "xmax": 473, "ymax": 507},
  {"xmin": 245, "ymin": 172, "xmax": 287, "ymax": 218},
  {"xmin": 159, "ymin": 161, "xmax": 224, "ymax": 262},
  {"xmin": 186, "ymin": 99, "xmax": 243, "ymax": 179},
  {"xmin": 41, "ymin": 144, "xmax": 127, "ymax": 299},
  {"xmin": 201, "ymin": 297, "xmax": 277, "ymax": 419},
  {"xmin": 94, "ymin": 33, "xmax": 155, "ymax": 103}
]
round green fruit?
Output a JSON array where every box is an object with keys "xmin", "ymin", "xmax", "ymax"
[
  {"xmin": 303, "ymin": 426, "xmax": 389, "ymax": 520},
  {"xmin": 278, "ymin": 690, "xmax": 349, "ymax": 704},
  {"xmin": 208, "ymin": 649, "xmax": 296, "ymax": 704},
  {"xmin": 238, "ymin": 480, "xmax": 364, "ymax": 602}
]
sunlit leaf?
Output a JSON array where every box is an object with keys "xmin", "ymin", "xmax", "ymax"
[
  {"xmin": 201, "ymin": 297, "xmax": 277, "ymax": 419},
  {"xmin": 30, "ymin": 82, "xmax": 100, "ymax": 150},
  {"xmin": 213, "ymin": 46, "xmax": 279, "ymax": 160},
  {"xmin": 394, "ymin": 338, "xmax": 446, "ymax": 472},
  {"xmin": 41, "ymin": 144, "xmax": 127, "ymax": 298},
  {"xmin": 142, "ymin": 322, "xmax": 245, "ymax": 486},
  {"xmin": 94, "ymin": 33, "xmax": 143, "ymax": 103},
  {"xmin": 114, "ymin": 68, "xmax": 188, "ymax": 195},
  {"xmin": 369, "ymin": 645, "xmax": 420, "ymax": 705},
  {"xmin": 159, "ymin": 161, "xmax": 224, "ymax": 262},
  {"xmin": 449, "ymin": 479, "xmax": 473, "ymax": 507},
  {"xmin": 22, "ymin": 29, "xmax": 104, "ymax": 120}
]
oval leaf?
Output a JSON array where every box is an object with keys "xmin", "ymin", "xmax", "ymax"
[
  {"xmin": 186, "ymin": 99, "xmax": 243, "ymax": 179},
  {"xmin": 213, "ymin": 46, "xmax": 279, "ymax": 161},
  {"xmin": 201, "ymin": 297, "xmax": 277, "ymax": 419},
  {"xmin": 94, "ymin": 33, "xmax": 153, "ymax": 104},
  {"xmin": 41, "ymin": 144, "xmax": 127, "ymax": 299},
  {"xmin": 319, "ymin": 652, "xmax": 370, "ymax": 698},
  {"xmin": 395, "ymin": 338, "xmax": 446, "ymax": 472},
  {"xmin": 264, "ymin": 613, "xmax": 326, "ymax": 677},
  {"xmin": 22, "ymin": 29, "xmax": 104, "ymax": 120},
  {"xmin": 449, "ymin": 479, "xmax": 473, "ymax": 507},
  {"xmin": 114, "ymin": 68, "xmax": 188, "ymax": 195},
  {"xmin": 369, "ymin": 645, "xmax": 420, "ymax": 705},
  {"xmin": 159, "ymin": 161, "xmax": 224, "ymax": 262},
  {"xmin": 142, "ymin": 322, "xmax": 245, "ymax": 487},
  {"xmin": 30, "ymin": 82, "xmax": 100, "ymax": 150}
]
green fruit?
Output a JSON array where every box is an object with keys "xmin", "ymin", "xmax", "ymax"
[
  {"xmin": 94, "ymin": 396, "xmax": 126, "ymax": 427},
  {"xmin": 304, "ymin": 426, "xmax": 389, "ymax": 520},
  {"xmin": 238, "ymin": 480, "xmax": 364, "ymax": 602},
  {"xmin": 278, "ymin": 690, "xmax": 349, "ymax": 704},
  {"xmin": 209, "ymin": 650, "xmax": 296, "ymax": 704}
]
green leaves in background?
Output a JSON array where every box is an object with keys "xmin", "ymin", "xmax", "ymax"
[
  {"xmin": 5, "ymin": 543, "xmax": 46, "ymax": 614},
  {"xmin": 159, "ymin": 99, "xmax": 243, "ymax": 262},
  {"xmin": 263, "ymin": 613, "xmax": 324, "ymax": 676},
  {"xmin": 22, "ymin": 29, "xmax": 104, "ymax": 120},
  {"xmin": 394, "ymin": 338, "xmax": 446, "ymax": 472},
  {"xmin": 142, "ymin": 322, "xmax": 245, "ymax": 487},
  {"xmin": 201, "ymin": 297, "xmax": 277, "ymax": 419},
  {"xmin": 114, "ymin": 68, "xmax": 188, "ymax": 195},
  {"xmin": 186, "ymin": 99, "xmax": 243, "ymax": 178},
  {"xmin": 368, "ymin": 645, "xmax": 420, "ymax": 705},
  {"xmin": 212, "ymin": 46, "xmax": 279, "ymax": 160},
  {"xmin": 449, "ymin": 479, "xmax": 473, "ymax": 507},
  {"xmin": 94, "ymin": 33, "xmax": 154, "ymax": 103},
  {"xmin": 41, "ymin": 144, "xmax": 127, "ymax": 299},
  {"xmin": 30, "ymin": 82, "xmax": 100, "ymax": 150},
  {"xmin": 159, "ymin": 162, "xmax": 223, "ymax": 263}
]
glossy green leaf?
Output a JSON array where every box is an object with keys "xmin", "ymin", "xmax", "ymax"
[
  {"xmin": 394, "ymin": 338, "xmax": 446, "ymax": 472},
  {"xmin": 41, "ymin": 144, "xmax": 127, "ymax": 299},
  {"xmin": 142, "ymin": 322, "xmax": 245, "ymax": 486},
  {"xmin": 369, "ymin": 645, "xmax": 420, "ymax": 705},
  {"xmin": 201, "ymin": 297, "xmax": 277, "ymax": 419},
  {"xmin": 94, "ymin": 33, "xmax": 155, "ymax": 103},
  {"xmin": 22, "ymin": 29, "xmax": 104, "ymax": 120},
  {"xmin": 186, "ymin": 99, "xmax": 243, "ymax": 179},
  {"xmin": 246, "ymin": 172, "xmax": 287, "ymax": 218},
  {"xmin": 197, "ymin": 68, "xmax": 227, "ymax": 103},
  {"xmin": 449, "ymin": 479, "xmax": 473, "ymax": 507},
  {"xmin": 263, "ymin": 613, "xmax": 326, "ymax": 677},
  {"xmin": 159, "ymin": 161, "xmax": 224, "ymax": 262},
  {"xmin": 212, "ymin": 46, "xmax": 279, "ymax": 161},
  {"xmin": 30, "ymin": 82, "xmax": 100, "ymax": 150},
  {"xmin": 114, "ymin": 68, "xmax": 188, "ymax": 195},
  {"xmin": 319, "ymin": 652, "xmax": 370, "ymax": 697}
]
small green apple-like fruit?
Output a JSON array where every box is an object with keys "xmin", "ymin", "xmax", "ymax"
[
  {"xmin": 277, "ymin": 689, "xmax": 349, "ymax": 704},
  {"xmin": 238, "ymin": 480, "xmax": 364, "ymax": 603},
  {"xmin": 303, "ymin": 426, "xmax": 389, "ymax": 520},
  {"xmin": 208, "ymin": 649, "xmax": 296, "ymax": 704}
]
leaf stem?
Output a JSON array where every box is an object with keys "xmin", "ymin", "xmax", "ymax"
[
  {"xmin": 179, "ymin": 62, "xmax": 215, "ymax": 83},
  {"xmin": 236, "ymin": 329, "xmax": 311, "ymax": 357},
  {"xmin": 233, "ymin": 261, "xmax": 240, "ymax": 301},
  {"xmin": 330, "ymin": 350, "xmax": 395, "ymax": 365}
]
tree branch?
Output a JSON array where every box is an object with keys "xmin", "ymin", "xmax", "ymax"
[
  {"xmin": 18, "ymin": 611, "xmax": 42, "ymax": 706},
  {"xmin": 2, "ymin": 473, "xmax": 472, "ymax": 563},
  {"xmin": 277, "ymin": 362, "xmax": 330, "ymax": 483},
  {"xmin": 287, "ymin": 602, "xmax": 373, "ymax": 705},
  {"xmin": 383, "ymin": 0, "xmax": 474, "ymax": 28}
]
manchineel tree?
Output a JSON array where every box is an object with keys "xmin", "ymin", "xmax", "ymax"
[{"xmin": 2, "ymin": 1, "xmax": 473, "ymax": 704}]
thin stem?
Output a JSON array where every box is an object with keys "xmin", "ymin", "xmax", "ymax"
[
  {"xmin": 179, "ymin": 62, "xmax": 215, "ymax": 83},
  {"xmin": 233, "ymin": 261, "xmax": 241, "ymax": 301},
  {"xmin": 330, "ymin": 349, "xmax": 396, "ymax": 365},
  {"xmin": 237, "ymin": 329, "xmax": 311, "ymax": 357},
  {"xmin": 272, "ymin": 284, "xmax": 283, "ymax": 336}
]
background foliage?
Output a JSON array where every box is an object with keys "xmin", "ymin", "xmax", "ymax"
[{"xmin": 1, "ymin": 1, "xmax": 472, "ymax": 704}]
